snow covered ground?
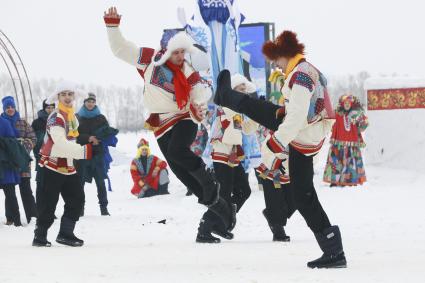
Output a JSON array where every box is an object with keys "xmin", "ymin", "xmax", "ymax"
[{"xmin": 1, "ymin": 132, "xmax": 425, "ymax": 283}]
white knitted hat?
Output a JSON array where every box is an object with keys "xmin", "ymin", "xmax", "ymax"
[{"xmin": 231, "ymin": 73, "xmax": 257, "ymax": 93}]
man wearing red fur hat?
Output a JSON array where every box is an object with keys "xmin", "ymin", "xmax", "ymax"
[
  {"xmin": 103, "ymin": 7, "xmax": 236, "ymax": 234},
  {"xmin": 214, "ymin": 31, "xmax": 346, "ymax": 268}
]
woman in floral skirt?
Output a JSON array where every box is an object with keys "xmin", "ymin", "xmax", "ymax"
[{"xmin": 323, "ymin": 94, "xmax": 369, "ymax": 187}]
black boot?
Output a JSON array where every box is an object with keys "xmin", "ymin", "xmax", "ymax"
[
  {"xmin": 32, "ymin": 225, "xmax": 51, "ymax": 247},
  {"xmin": 189, "ymin": 165, "xmax": 237, "ymax": 231},
  {"xmin": 100, "ymin": 206, "xmax": 110, "ymax": 216},
  {"xmin": 196, "ymin": 219, "xmax": 220, "ymax": 244},
  {"xmin": 208, "ymin": 198, "xmax": 237, "ymax": 232},
  {"xmin": 307, "ymin": 226, "xmax": 347, "ymax": 269},
  {"xmin": 212, "ymin": 227, "xmax": 234, "ymax": 240},
  {"xmin": 56, "ymin": 217, "xmax": 84, "ymax": 247},
  {"xmin": 189, "ymin": 166, "xmax": 220, "ymax": 205},
  {"xmin": 214, "ymin": 69, "xmax": 247, "ymax": 111},
  {"xmin": 215, "ymin": 70, "xmax": 283, "ymax": 131},
  {"xmin": 262, "ymin": 209, "xmax": 290, "ymax": 242}
]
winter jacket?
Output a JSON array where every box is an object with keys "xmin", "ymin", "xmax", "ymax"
[
  {"xmin": 106, "ymin": 27, "xmax": 211, "ymax": 139},
  {"xmin": 0, "ymin": 137, "xmax": 31, "ymax": 185},
  {"xmin": 32, "ymin": 110, "xmax": 49, "ymax": 164},
  {"xmin": 130, "ymin": 155, "xmax": 167, "ymax": 196},
  {"xmin": 271, "ymin": 61, "xmax": 335, "ymax": 156},
  {"xmin": 210, "ymin": 107, "xmax": 257, "ymax": 167},
  {"xmin": 77, "ymin": 113, "xmax": 118, "ymax": 183},
  {"xmin": 39, "ymin": 109, "xmax": 92, "ymax": 175},
  {"xmin": 76, "ymin": 114, "xmax": 109, "ymax": 145},
  {"xmin": 14, "ymin": 118, "xmax": 36, "ymax": 177}
]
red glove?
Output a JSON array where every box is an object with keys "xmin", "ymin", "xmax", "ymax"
[{"xmin": 104, "ymin": 7, "xmax": 121, "ymax": 27}]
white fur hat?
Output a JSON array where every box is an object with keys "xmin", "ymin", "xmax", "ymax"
[
  {"xmin": 231, "ymin": 73, "xmax": 257, "ymax": 93},
  {"xmin": 46, "ymin": 81, "xmax": 85, "ymax": 104},
  {"xmin": 153, "ymin": 32, "xmax": 197, "ymax": 66}
]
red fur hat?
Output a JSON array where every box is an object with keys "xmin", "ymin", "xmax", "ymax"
[{"xmin": 262, "ymin": 30, "xmax": 305, "ymax": 60}]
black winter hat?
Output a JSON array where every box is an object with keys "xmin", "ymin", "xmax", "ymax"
[
  {"xmin": 42, "ymin": 99, "xmax": 55, "ymax": 110},
  {"xmin": 84, "ymin": 93, "xmax": 96, "ymax": 103}
]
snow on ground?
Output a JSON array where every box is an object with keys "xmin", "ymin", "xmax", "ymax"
[{"xmin": 1, "ymin": 132, "xmax": 425, "ymax": 283}]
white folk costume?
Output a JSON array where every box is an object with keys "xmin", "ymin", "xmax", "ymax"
[
  {"xmin": 33, "ymin": 85, "xmax": 93, "ymax": 247},
  {"xmin": 105, "ymin": 15, "xmax": 236, "ymax": 235}
]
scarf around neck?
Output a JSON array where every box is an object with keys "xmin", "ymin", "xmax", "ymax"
[
  {"xmin": 77, "ymin": 105, "xmax": 101, "ymax": 119},
  {"xmin": 284, "ymin": 53, "xmax": 306, "ymax": 79},
  {"xmin": 165, "ymin": 60, "xmax": 191, "ymax": 110},
  {"xmin": 58, "ymin": 102, "xmax": 79, "ymax": 138}
]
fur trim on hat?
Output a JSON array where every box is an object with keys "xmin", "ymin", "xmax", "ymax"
[
  {"xmin": 153, "ymin": 32, "xmax": 197, "ymax": 66},
  {"xmin": 262, "ymin": 30, "xmax": 305, "ymax": 59},
  {"xmin": 231, "ymin": 73, "xmax": 257, "ymax": 93},
  {"xmin": 46, "ymin": 81, "xmax": 85, "ymax": 104}
]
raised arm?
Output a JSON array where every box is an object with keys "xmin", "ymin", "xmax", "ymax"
[{"xmin": 104, "ymin": 6, "xmax": 154, "ymax": 69}]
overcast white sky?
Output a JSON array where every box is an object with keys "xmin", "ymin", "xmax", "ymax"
[{"xmin": 1, "ymin": 0, "xmax": 424, "ymax": 87}]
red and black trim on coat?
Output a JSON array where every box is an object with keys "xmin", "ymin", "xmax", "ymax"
[
  {"xmin": 256, "ymin": 164, "xmax": 290, "ymax": 185},
  {"xmin": 211, "ymin": 145, "xmax": 245, "ymax": 167},
  {"xmin": 39, "ymin": 156, "xmax": 76, "ymax": 175},
  {"xmin": 290, "ymin": 139, "xmax": 325, "ymax": 156},
  {"xmin": 267, "ymin": 134, "xmax": 287, "ymax": 154},
  {"xmin": 153, "ymin": 112, "xmax": 191, "ymax": 139}
]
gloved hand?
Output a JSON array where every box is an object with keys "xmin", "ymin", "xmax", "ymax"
[
  {"xmin": 261, "ymin": 134, "xmax": 288, "ymax": 174},
  {"xmin": 104, "ymin": 6, "xmax": 121, "ymax": 27}
]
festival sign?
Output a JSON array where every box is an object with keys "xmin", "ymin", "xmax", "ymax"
[{"xmin": 367, "ymin": 88, "xmax": 425, "ymax": 110}]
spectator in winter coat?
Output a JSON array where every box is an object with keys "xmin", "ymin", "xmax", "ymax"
[
  {"xmin": 32, "ymin": 99, "xmax": 55, "ymax": 204},
  {"xmin": 214, "ymin": 30, "xmax": 346, "ymax": 268},
  {"xmin": 0, "ymin": 114, "xmax": 23, "ymax": 226},
  {"xmin": 130, "ymin": 138, "xmax": 169, "ymax": 198},
  {"xmin": 1, "ymin": 96, "xmax": 37, "ymax": 225},
  {"xmin": 32, "ymin": 84, "xmax": 94, "ymax": 247},
  {"xmin": 76, "ymin": 93, "xmax": 118, "ymax": 216},
  {"xmin": 104, "ymin": 7, "xmax": 235, "ymax": 234},
  {"xmin": 196, "ymin": 74, "xmax": 258, "ymax": 243}
]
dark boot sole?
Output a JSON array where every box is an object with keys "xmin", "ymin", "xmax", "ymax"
[
  {"xmin": 32, "ymin": 240, "xmax": 52, "ymax": 247},
  {"xmin": 196, "ymin": 237, "xmax": 221, "ymax": 244},
  {"xmin": 308, "ymin": 260, "xmax": 347, "ymax": 269},
  {"xmin": 273, "ymin": 237, "xmax": 290, "ymax": 242},
  {"xmin": 56, "ymin": 237, "xmax": 84, "ymax": 247}
]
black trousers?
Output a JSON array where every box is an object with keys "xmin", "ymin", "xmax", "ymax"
[
  {"xmin": 2, "ymin": 184, "xmax": 20, "ymax": 223},
  {"xmin": 36, "ymin": 168, "xmax": 85, "ymax": 229},
  {"xmin": 262, "ymin": 180, "xmax": 295, "ymax": 226},
  {"xmin": 157, "ymin": 120, "xmax": 204, "ymax": 200},
  {"xmin": 202, "ymin": 162, "xmax": 251, "ymax": 230},
  {"xmin": 82, "ymin": 172, "xmax": 108, "ymax": 208},
  {"xmin": 18, "ymin": 177, "xmax": 38, "ymax": 220},
  {"xmin": 289, "ymin": 146, "xmax": 331, "ymax": 232},
  {"xmin": 233, "ymin": 96, "xmax": 331, "ymax": 233}
]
